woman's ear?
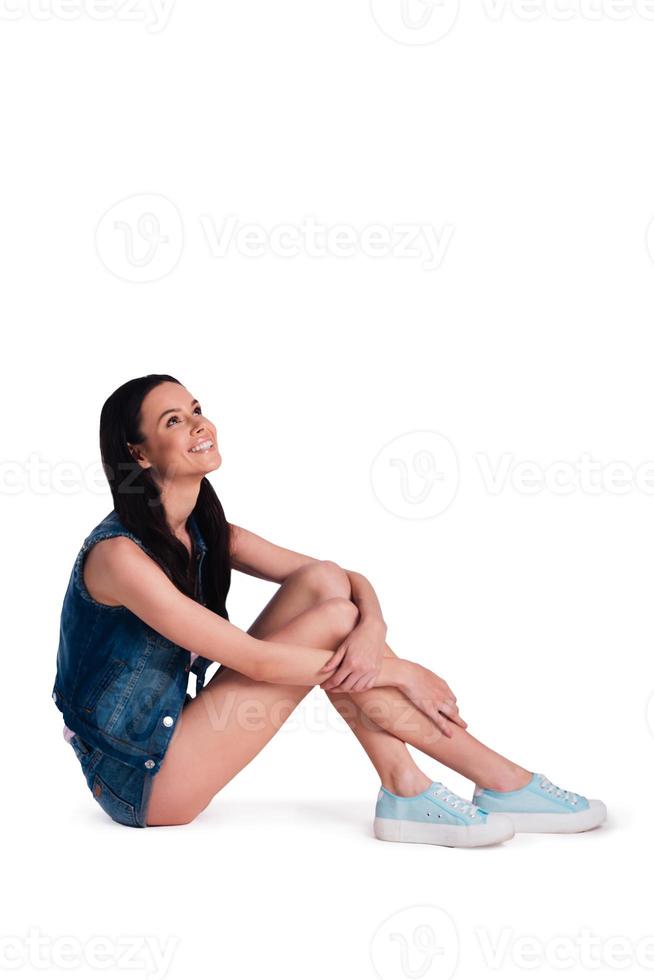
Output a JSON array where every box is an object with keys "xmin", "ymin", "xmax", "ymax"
[{"xmin": 127, "ymin": 443, "xmax": 150, "ymax": 468}]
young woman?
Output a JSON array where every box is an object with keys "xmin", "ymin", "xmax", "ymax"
[{"xmin": 52, "ymin": 373, "xmax": 607, "ymax": 843}]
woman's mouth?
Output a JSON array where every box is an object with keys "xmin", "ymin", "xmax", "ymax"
[{"xmin": 188, "ymin": 440, "xmax": 215, "ymax": 454}]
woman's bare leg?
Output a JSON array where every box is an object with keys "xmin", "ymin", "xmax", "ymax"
[
  {"xmin": 262, "ymin": 600, "xmax": 436, "ymax": 795},
  {"xmin": 247, "ymin": 561, "xmax": 532, "ymax": 794},
  {"xmin": 247, "ymin": 564, "xmax": 433, "ymax": 796},
  {"xmin": 145, "ymin": 595, "xmax": 388, "ymax": 825}
]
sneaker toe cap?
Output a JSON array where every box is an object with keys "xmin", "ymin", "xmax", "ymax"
[
  {"xmin": 485, "ymin": 812, "xmax": 515, "ymax": 841},
  {"xmin": 587, "ymin": 799, "xmax": 607, "ymax": 820}
]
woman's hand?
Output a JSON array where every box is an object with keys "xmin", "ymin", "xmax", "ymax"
[
  {"xmin": 397, "ymin": 660, "xmax": 468, "ymax": 738},
  {"xmin": 318, "ymin": 619, "xmax": 386, "ymax": 693}
]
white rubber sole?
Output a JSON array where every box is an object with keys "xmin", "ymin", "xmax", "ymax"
[
  {"xmin": 498, "ymin": 799, "xmax": 607, "ymax": 833},
  {"xmin": 373, "ymin": 813, "xmax": 515, "ymax": 848}
]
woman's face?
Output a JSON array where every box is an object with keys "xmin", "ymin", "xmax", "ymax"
[{"xmin": 127, "ymin": 382, "xmax": 221, "ymax": 481}]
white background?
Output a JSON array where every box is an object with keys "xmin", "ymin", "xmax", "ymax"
[{"xmin": 2, "ymin": 1, "xmax": 652, "ymax": 978}]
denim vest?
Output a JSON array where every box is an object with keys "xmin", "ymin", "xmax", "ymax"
[{"xmin": 51, "ymin": 509, "xmax": 219, "ymax": 775}]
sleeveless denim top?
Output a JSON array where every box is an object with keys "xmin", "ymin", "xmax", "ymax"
[{"xmin": 51, "ymin": 509, "xmax": 217, "ymax": 775}]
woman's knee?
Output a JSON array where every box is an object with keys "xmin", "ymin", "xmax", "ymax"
[
  {"xmin": 294, "ymin": 559, "xmax": 351, "ymax": 601},
  {"xmin": 314, "ymin": 595, "xmax": 359, "ymax": 636}
]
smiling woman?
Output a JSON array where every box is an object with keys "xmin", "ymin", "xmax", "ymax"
[
  {"xmin": 51, "ymin": 374, "xmax": 236, "ymax": 824},
  {"xmin": 99, "ymin": 374, "xmax": 231, "ymax": 612},
  {"xmin": 51, "ymin": 373, "xmax": 606, "ymax": 841}
]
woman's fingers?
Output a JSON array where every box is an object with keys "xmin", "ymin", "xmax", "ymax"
[
  {"xmin": 439, "ymin": 695, "xmax": 467, "ymax": 725},
  {"xmin": 439, "ymin": 700, "xmax": 467, "ymax": 728},
  {"xmin": 326, "ymin": 669, "xmax": 385, "ymax": 694},
  {"xmin": 417, "ymin": 698, "xmax": 453, "ymax": 737},
  {"xmin": 352, "ymin": 672, "xmax": 375, "ymax": 692},
  {"xmin": 323, "ymin": 669, "xmax": 357, "ymax": 692},
  {"xmin": 435, "ymin": 713, "xmax": 453, "ymax": 737}
]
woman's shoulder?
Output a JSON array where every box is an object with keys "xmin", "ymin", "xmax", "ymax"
[
  {"xmin": 84, "ymin": 509, "xmax": 132, "ymax": 543},
  {"xmin": 78, "ymin": 511, "xmax": 156, "ymax": 587},
  {"xmin": 80, "ymin": 514, "xmax": 159, "ymax": 606},
  {"xmin": 81, "ymin": 510, "xmax": 158, "ymax": 555}
]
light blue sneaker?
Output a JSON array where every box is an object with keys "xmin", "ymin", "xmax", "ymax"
[
  {"xmin": 473, "ymin": 773, "xmax": 607, "ymax": 833},
  {"xmin": 374, "ymin": 780, "xmax": 515, "ymax": 847}
]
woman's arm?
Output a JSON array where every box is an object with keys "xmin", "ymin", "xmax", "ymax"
[
  {"xmin": 229, "ymin": 526, "xmax": 387, "ymax": 638},
  {"xmin": 89, "ymin": 538, "xmax": 453, "ymax": 729},
  {"xmin": 258, "ymin": 639, "xmax": 408, "ymax": 688},
  {"xmin": 228, "ymin": 523, "xmax": 318, "ymax": 583},
  {"xmin": 227, "ymin": 525, "xmax": 390, "ymax": 681},
  {"xmin": 89, "ymin": 536, "xmax": 341, "ymax": 686}
]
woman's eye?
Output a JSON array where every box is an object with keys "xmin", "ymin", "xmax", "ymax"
[{"xmin": 166, "ymin": 407, "xmax": 202, "ymax": 427}]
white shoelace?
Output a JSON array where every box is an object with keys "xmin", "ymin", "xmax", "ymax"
[
  {"xmin": 432, "ymin": 781, "xmax": 480, "ymax": 818},
  {"xmin": 538, "ymin": 775, "xmax": 579, "ymax": 805}
]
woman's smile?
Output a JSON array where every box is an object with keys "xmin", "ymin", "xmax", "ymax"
[{"xmin": 188, "ymin": 439, "xmax": 215, "ymax": 454}]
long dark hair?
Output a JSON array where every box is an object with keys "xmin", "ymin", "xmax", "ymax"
[{"xmin": 99, "ymin": 373, "xmax": 231, "ymax": 620}]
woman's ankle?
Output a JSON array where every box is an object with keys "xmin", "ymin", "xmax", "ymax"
[
  {"xmin": 382, "ymin": 766, "xmax": 432, "ymax": 797},
  {"xmin": 481, "ymin": 765, "xmax": 533, "ymax": 793}
]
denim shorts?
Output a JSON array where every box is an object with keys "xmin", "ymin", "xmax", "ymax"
[{"xmin": 69, "ymin": 733, "xmax": 154, "ymax": 829}]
